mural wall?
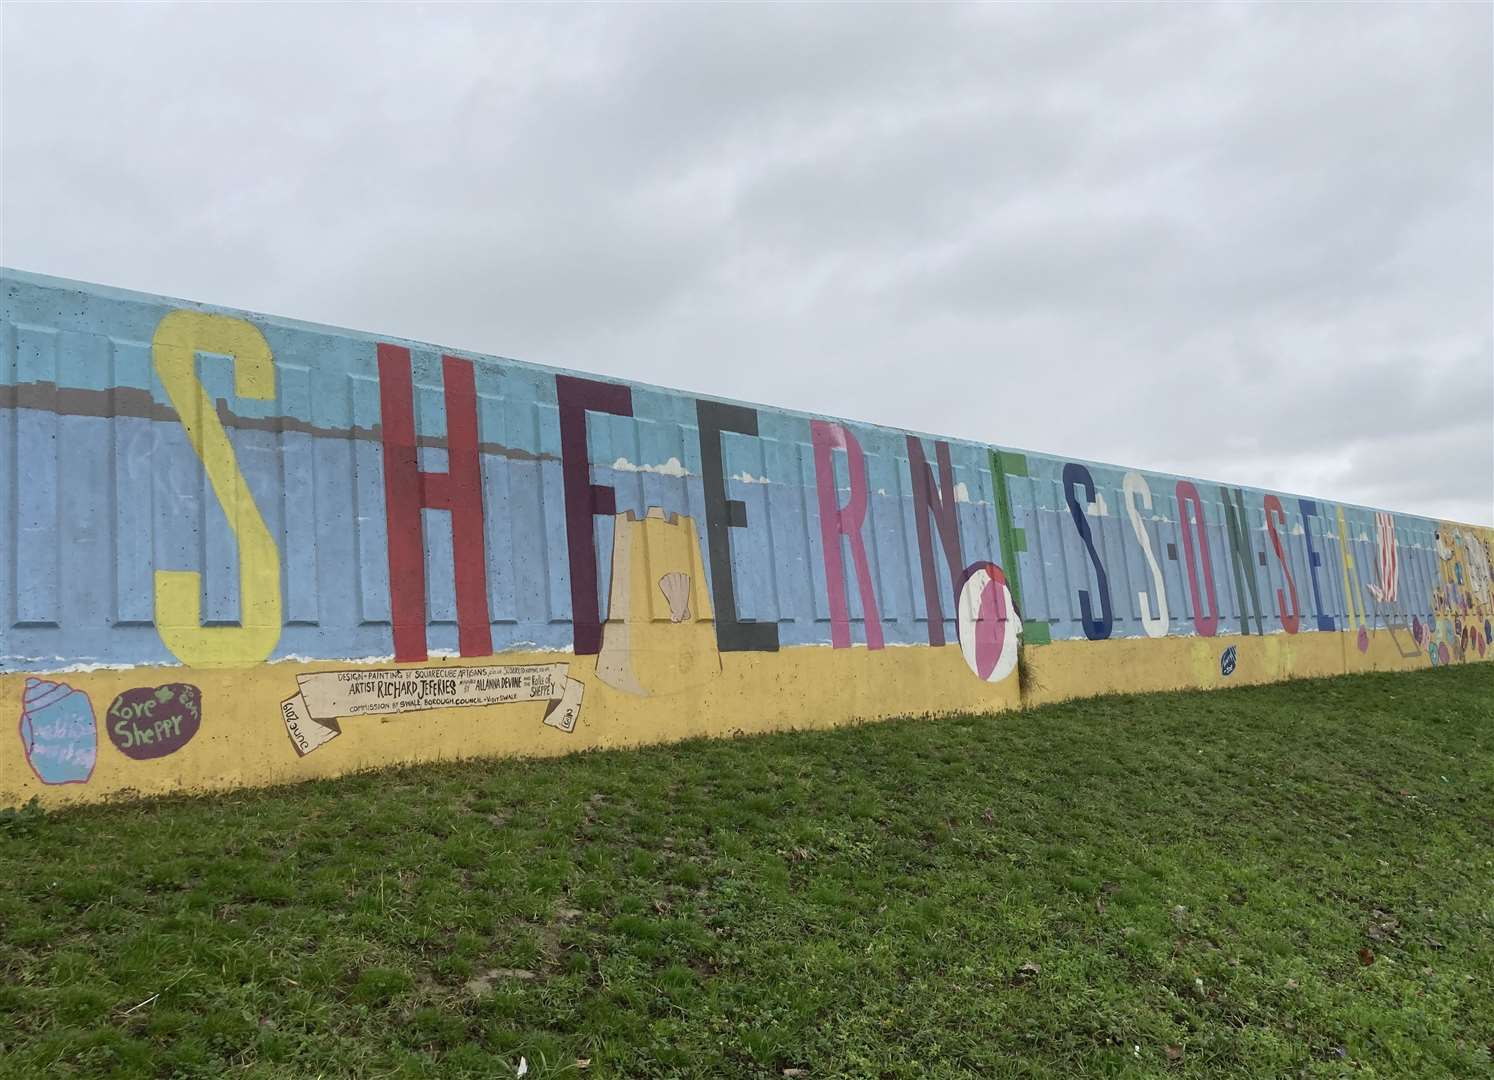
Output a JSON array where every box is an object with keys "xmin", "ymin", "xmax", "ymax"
[{"xmin": 3, "ymin": 270, "xmax": 1490, "ymax": 806}]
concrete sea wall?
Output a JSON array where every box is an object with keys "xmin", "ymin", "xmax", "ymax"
[{"xmin": 3, "ymin": 270, "xmax": 1490, "ymax": 806}]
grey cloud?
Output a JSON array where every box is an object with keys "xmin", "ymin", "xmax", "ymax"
[{"xmin": 3, "ymin": 2, "xmax": 1489, "ymax": 525}]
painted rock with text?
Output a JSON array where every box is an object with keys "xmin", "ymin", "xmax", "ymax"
[
  {"xmin": 106, "ymin": 684, "xmax": 202, "ymax": 760},
  {"xmin": 18, "ymin": 678, "xmax": 97, "ymax": 785}
]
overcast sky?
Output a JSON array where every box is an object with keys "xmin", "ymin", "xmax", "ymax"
[{"xmin": 4, "ymin": 3, "xmax": 1491, "ymax": 524}]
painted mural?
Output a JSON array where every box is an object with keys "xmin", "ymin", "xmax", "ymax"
[{"xmin": 2, "ymin": 269, "xmax": 1490, "ymax": 807}]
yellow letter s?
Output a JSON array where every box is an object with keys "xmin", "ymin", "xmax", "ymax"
[{"xmin": 152, "ymin": 310, "xmax": 282, "ymax": 667}]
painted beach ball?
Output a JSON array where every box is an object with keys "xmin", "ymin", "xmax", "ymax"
[
  {"xmin": 18, "ymin": 678, "xmax": 97, "ymax": 785},
  {"xmin": 1356, "ymin": 627, "xmax": 1369, "ymax": 654},
  {"xmin": 1412, "ymin": 616, "xmax": 1425, "ymax": 646},
  {"xmin": 956, "ymin": 561, "xmax": 1022, "ymax": 683},
  {"xmin": 1437, "ymin": 642, "xmax": 1451, "ymax": 666},
  {"xmin": 1485, "ymin": 618, "xmax": 1492, "ymax": 643}
]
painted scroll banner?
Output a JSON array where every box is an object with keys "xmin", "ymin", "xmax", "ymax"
[{"xmin": 281, "ymin": 664, "xmax": 585, "ymax": 756}]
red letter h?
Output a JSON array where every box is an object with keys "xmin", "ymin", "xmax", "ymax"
[{"xmin": 378, "ymin": 344, "xmax": 493, "ymax": 661}]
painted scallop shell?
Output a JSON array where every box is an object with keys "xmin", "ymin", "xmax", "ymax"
[{"xmin": 658, "ymin": 571, "xmax": 692, "ymax": 623}]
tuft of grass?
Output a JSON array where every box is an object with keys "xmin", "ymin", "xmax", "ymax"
[
  {"xmin": 1017, "ymin": 643, "xmax": 1042, "ymax": 698},
  {"xmin": 1, "ymin": 664, "xmax": 1491, "ymax": 1078}
]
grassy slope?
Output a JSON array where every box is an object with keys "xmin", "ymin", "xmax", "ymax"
[{"xmin": 2, "ymin": 664, "xmax": 1491, "ymax": 1079}]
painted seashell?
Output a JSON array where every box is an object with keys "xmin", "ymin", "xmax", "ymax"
[
  {"xmin": 658, "ymin": 571, "xmax": 692, "ymax": 623},
  {"xmin": 18, "ymin": 678, "xmax": 97, "ymax": 785},
  {"xmin": 1219, "ymin": 644, "xmax": 1238, "ymax": 677}
]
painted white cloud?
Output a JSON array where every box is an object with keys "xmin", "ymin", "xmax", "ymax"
[
  {"xmin": 732, "ymin": 471, "xmax": 771, "ymax": 485},
  {"xmin": 610, "ymin": 456, "xmax": 691, "ymax": 477},
  {"xmin": 953, "ymin": 482, "xmax": 972, "ymax": 504},
  {"xmin": 1087, "ymin": 492, "xmax": 1110, "ymax": 518}
]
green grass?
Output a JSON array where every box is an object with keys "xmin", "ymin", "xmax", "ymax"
[{"xmin": 2, "ymin": 664, "xmax": 1492, "ymax": 1079}]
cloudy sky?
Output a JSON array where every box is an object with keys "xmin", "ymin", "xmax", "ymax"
[{"xmin": 4, "ymin": 3, "xmax": 1491, "ymax": 524}]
